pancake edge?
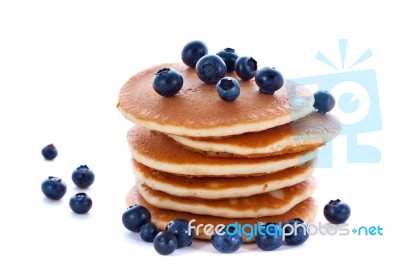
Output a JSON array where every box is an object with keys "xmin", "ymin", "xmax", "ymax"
[
  {"xmin": 125, "ymin": 187, "xmax": 318, "ymax": 242},
  {"xmin": 132, "ymin": 159, "xmax": 316, "ymax": 199},
  {"xmin": 136, "ymin": 178, "xmax": 317, "ymax": 218}
]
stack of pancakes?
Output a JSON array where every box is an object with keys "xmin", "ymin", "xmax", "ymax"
[{"xmin": 118, "ymin": 63, "xmax": 341, "ymax": 241}]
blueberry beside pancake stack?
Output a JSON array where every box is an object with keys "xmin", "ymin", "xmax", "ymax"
[{"xmin": 117, "ymin": 61, "xmax": 340, "ymax": 241}]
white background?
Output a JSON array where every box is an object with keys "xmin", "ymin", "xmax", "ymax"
[{"xmin": 1, "ymin": 1, "xmax": 399, "ymax": 265}]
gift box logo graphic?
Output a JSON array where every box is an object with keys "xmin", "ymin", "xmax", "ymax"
[{"xmin": 291, "ymin": 39, "xmax": 382, "ymax": 166}]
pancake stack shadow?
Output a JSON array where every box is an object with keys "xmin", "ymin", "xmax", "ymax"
[{"xmin": 118, "ymin": 63, "xmax": 341, "ymax": 241}]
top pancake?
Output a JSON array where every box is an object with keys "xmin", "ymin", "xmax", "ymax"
[{"xmin": 117, "ymin": 63, "xmax": 314, "ymax": 137}]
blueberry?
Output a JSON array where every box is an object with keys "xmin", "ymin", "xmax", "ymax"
[
  {"xmin": 216, "ymin": 77, "xmax": 240, "ymax": 101},
  {"xmin": 122, "ymin": 205, "xmax": 151, "ymax": 233},
  {"xmin": 153, "ymin": 231, "xmax": 178, "ymax": 255},
  {"xmin": 216, "ymin": 48, "xmax": 239, "ymax": 72},
  {"xmin": 323, "ymin": 199, "xmax": 351, "ymax": 224},
  {"xmin": 140, "ymin": 222, "xmax": 159, "ymax": 242},
  {"xmin": 41, "ymin": 144, "xmax": 58, "ymax": 160},
  {"xmin": 255, "ymin": 67, "xmax": 284, "ymax": 95},
  {"xmin": 234, "ymin": 56, "xmax": 257, "ymax": 81},
  {"xmin": 165, "ymin": 219, "xmax": 194, "ymax": 248},
  {"xmin": 195, "ymin": 55, "xmax": 227, "ymax": 84},
  {"xmin": 284, "ymin": 218, "xmax": 309, "ymax": 246},
  {"xmin": 152, "ymin": 68, "xmax": 183, "ymax": 97},
  {"xmin": 211, "ymin": 228, "xmax": 242, "ymax": 253},
  {"xmin": 41, "ymin": 176, "xmax": 67, "ymax": 200},
  {"xmin": 69, "ymin": 193, "xmax": 92, "ymax": 214},
  {"xmin": 181, "ymin": 40, "xmax": 208, "ymax": 68},
  {"xmin": 72, "ymin": 165, "xmax": 95, "ymax": 189},
  {"xmin": 256, "ymin": 223, "xmax": 283, "ymax": 251},
  {"xmin": 313, "ymin": 90, "xmax": 336, "ymax": 113}
]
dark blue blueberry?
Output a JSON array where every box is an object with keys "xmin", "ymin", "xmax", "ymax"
[
  {"xmin": 313, "ymin": 90, "xmax": 336, "ymax": 113},
  {"xmin": 211, "ymin": 228, "xmax": 242, "ymax": 253},
  {"xmin": 122, "ymin": 205, "xmax": 151, "ymax": 233},
  {"xmin": 69, "ymin": 193, "xmax": 92, "ymax": 214},
  {"xmin": 284, "ymin": 218, "xmax": 309, "ymax": 246},
  {"xmin": 255, "ymin": 67, "xmax": 284, "ymax": 95},
  {"xmin": 216, "ymin": 77, "xmax": 240, "ymax": 101},
  {"xmin": 140, "ymin": 222, "xmax": 159, "ymax": 242},
  {"xmin": 234, "ymin": 56, "xmax": 257, "ymax": 81},
  {"xmin": 153, "ymin": 231, "xmax": 177, "ymax": 255},
  {"xmin": 72, "ymin": 165, "xmax": 95, "ymax": 189},
  {"xmin": 255, "ymin": 223, "xmax": 283, "ymax": 251},
  {"xmin": 152, "ymin": 68, "xmax": 183, "ymax": 97},
  {"xmin": 195, "ymin": 55, "xmax": 227, "ymax": 84},
  {"xmin": 165, "ymin": 219, "xmax": 194, "ymax": 248},
  {"xmin": 181, "ymin": 40, "xmax": 208, "ymax": 68},
  {"xmin": 41, "ymin": 176, "xmax": 67, "ymax": 200},
  {"xmin": 323, "ymin": 199, "xmax": 351, "ymax": 224},
  {"xmin": 41, "ymin": 144, "xmax": 58, "ymax": 160},
  {"xmin": 216, "ymin": 48, "xmax": 239, "ymax": 72}
]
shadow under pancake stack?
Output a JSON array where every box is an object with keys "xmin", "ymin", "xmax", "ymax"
[{"xmin": 117, "ymin": 63, "xmax": 341, "ymax": 241}]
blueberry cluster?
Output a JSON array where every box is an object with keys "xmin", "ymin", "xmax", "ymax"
[
  {"xmin": 41, "ymin": 144, "xmax": 94, "ymax": 214},
  {"xmin": 122, "ymin": 205, "xmax": 194, "ymax": 255},
  {"xmin": 209, "ymin": 218, "xmax": 310, "ymax": 253},
  {"xmin": 153, "ymin": 40, "xmax": 337, "ymax": 113},
  {"xmin": 121, "ymin": 205, "xmax": 315, "ymax": 255},
  {"xmin": 122, "ymin": 200, "xmax": 351, "ymax": 255},
  {"xmin": 152, "ymin": 40, "xmax": 285, "ymax": 101}
]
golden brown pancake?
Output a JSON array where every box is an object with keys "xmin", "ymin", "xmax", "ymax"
[
  {"xmin": 137, "ymin": 177, "xmax": 317, "ymax": 218},
  {"xmin": 117, "ymin": 63, "xmax": 314, "ymax": 137},
  {"xmin": 128, "ymin": 126, "xmax": 318, "ymax": 176},
  {"xmin": 126, "ymin": 186, "xmax": 318, "ymax": 241},
  {"xmin": 168, "ymin": 112, "xmax": 341, "ymax": 158},
  {"xmin": 133, "ymin": 159, "xmax": 315, "ymax": 199}
]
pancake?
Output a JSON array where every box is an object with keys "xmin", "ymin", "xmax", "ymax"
[
  {"xmin": 168, "ymin": 112, "xmax": 341, "ymax": 158},
  {"xmin": 133, "ymin": 159, "xmax": 315, "ymax": 199},
  {"xmin": 128, "ymin": 126, "xmax": 318, "ymax": 176},
  {"xmin": 117, "ymin": 63, "xmax": 314, "ymax": 137},
  {"xmin": 126, "ymin": 186, "xmax": 318, "ymax": 241},
  {"xmin": 137, "ymin": 177, "xmax": 317, "ymax": 218}
]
